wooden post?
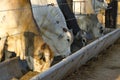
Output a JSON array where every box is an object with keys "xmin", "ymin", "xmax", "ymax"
[
  {"xmin": 117, "ymin": 1, "xmax": 120, "ymax": 28},
  {"xmin": 105, "ymin": 0, "xmax": 118, "ymax": 28}
]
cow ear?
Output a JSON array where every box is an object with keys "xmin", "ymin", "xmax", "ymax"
[
  {"xmin": 63, "ymin": 28, "xmax": 67, "ymax": 32},
  {"xmin": 69, "ymin": 29, "xmax": 73, "ymax": 34}
]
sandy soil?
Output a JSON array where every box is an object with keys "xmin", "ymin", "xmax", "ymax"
[{"xmin": 64, "ymin": 38, "xmax": 120, "ymax": 80}]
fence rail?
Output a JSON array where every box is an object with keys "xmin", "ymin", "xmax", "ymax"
[{"xmin": 73, "ymin": 1, "xmax": 86, "ymax": 14}]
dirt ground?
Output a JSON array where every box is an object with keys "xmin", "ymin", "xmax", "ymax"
[{"xmin": 64, "ymin": 38, "xmax": 120, "ymax": 80}]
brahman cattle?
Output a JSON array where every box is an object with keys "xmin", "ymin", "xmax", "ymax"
[
  {"xmin": 31, "ymin": 0, "xmax": 73, "ymax": 57},
  {"xmin": 57, "ymin": 0, "xmax": 86, "ymax": 52},
  {"xmin": 75, "ymin": 0, "xmax": 108, "ymax": 40},
  {"xmin": 76, "ymin": 14, "xmax": 104, "ymax": 40},
  {"xmin": 0, "ymin": 0, "xmax": 54, "ymax": 72},
  {"xmin": 57, "ymin": 0, "xmax": 108, "ymax": 44}
]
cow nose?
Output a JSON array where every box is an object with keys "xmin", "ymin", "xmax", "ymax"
[
  {"xmin": 100, "ymin": 26, "xmax": 104, "ymax": 33},
  {"xmin": 100, "ymin": 29, "xmax": 104, "ymax": 34},
  {"xmin": 82, "ymin": 38, "xmax": 87, "ymax": 46}
]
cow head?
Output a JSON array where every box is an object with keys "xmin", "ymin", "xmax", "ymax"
[
  {"xmin": 24, "ymin": 32, "xmax": 54, "ymax": 72},
  {"xmin": 51, "ymin": 28, "xmax": 73, "ymax": 58},
  {"xmin": 92, "ymin": 0, "xmax": 108, "ymax": 13},
  {"xmin": 70, "ymin": 31, "xmax": 87, "ymax": 53},
  {"xmin": 40, "ymin": 24, "xmax": 73, "ymax": 58},
  {"xmin": 32, "ymin": 43, "xmax": 53, "ymax": 72},
  {"xmin": 31, "ymin": 3, "xmax": 74, "ymax": 58},
  {"xmin": 91, "ymin": 22, "xmax": 104, "ymax": 38},
  {"xmin": 42, "ymin": 29, "xmax": 74, "ymax": 58}
]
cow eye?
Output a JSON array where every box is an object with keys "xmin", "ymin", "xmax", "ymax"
[
  {"xmin": 67, "ymin": 39, "xmax": 70, "ymax": 42},
  {"xmin": 56, "ymin": 21, "xmax": 59, "ymax": 24}
]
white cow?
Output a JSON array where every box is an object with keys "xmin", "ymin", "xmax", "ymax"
[
  {"xmin": 31, "ymin": 0, "xmax": 73, "ymax": 58},
  {"xmin": 76, "ymin": 0, "xmax": 108, "ymax": 40},
  {"xmin": 77, "ymin": 14, "xmax": 103, "ymax": 40},
  {"xmin": 0, "ymin": 0, "xmax": 54, "ymax": 72}
]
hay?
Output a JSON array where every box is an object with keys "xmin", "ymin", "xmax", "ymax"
[{"xmin": 20, "ymin": 71, "xmax": 39, "ymax": 80}]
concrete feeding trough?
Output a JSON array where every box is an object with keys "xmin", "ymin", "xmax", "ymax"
[
  {"xmin": 31, "ymin": 28, "xmax": 120, "ymax": 80},
  {"xmin": 0, "ymin": 57, "xmax": 28, "ymax": 80},
  {"xmin": 0, "ymin": 57, "xmax": 23, "ymax": 80},
  {"xmin": 0, "ymin": 29, "xmax": 120, "ymax": 80}
]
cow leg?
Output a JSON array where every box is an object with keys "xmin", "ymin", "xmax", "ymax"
[
  {"xmin": 0, "ymin": 37, "xmax": 7, "ymax": 61},
  {"xmin": 7, "ymin": 35, "xmax": 26, "ymax": 60},
  {"xmin": 16, "ymin": 38, "xmax": 26, "ymax": 60},
  {"xmin": 13, "ymin": 34, "xmax": 26, "ymax": 60}
]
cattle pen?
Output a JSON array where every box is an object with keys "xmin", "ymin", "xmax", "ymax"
[
  {"xmin": 0, "ymin": 29, "xmax": 119, "ymax": 80},
  {"xmin": 0, "ymin": 0, "xmax": 120, "ymax": 80}
]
